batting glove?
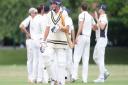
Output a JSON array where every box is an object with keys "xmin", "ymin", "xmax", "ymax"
[{"xmin": 40, "ymin": 40, "xmax": 47, "ymax": 53}]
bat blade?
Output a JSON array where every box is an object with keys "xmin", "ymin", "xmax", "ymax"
[{"xmin": 65, "ymin": 33, "xmax": 74, "ymax": 48}]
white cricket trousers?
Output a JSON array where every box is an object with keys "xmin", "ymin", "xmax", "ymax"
[
  {"xmin": 65, "ymin": 48, "xmax": 73, "ymax": 79},
  {"xmin": 93, "ymin": 38, "xmax": 107, "ymax": 78},
  {"xmin": 72, "ymin": 35, "xmax": 90, "ymax": 82},
  {"xmin": 26, "ymin": 39, "xmax": 33, "ymax": 80},
  {"xmin": 31, "ymin": 39, "xmax": 48, "ymax": 82},
  {"xmin": 43, "ymin": 47, "xmax": 67, "ymax": 85}
]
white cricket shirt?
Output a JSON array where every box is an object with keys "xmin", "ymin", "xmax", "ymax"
[
  {"xmin": 79, "ymin": 11, "xmax": 95, "ymax": 37},
  {"xmin": 96, "ymin": 14, "xmax": 108, "ymax": 39}
]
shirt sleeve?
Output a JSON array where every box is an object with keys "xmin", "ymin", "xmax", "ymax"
[
  {"xmin": 65, "ymin": 16, "xmax": 70, "ymax": 26},
  {"xmin": 46, "ymin": 12, "xmax": 51, "ymax": 27},
  {"xmin": 65, "ymin": 17, "xmax": 73, "ymax": 32},
  {"xmin": 69, "ymin": 17, "xmax": 74, "ymax": 30},
  {"xmin": 79, "ymin": 13, "xmax": 84, "ymax": 22},
  {"xmin": 63, "ymin": 10, "xmax": 69, "ymax": 26},
  {"xmin": 39, "ymin": 16, "xmax": 44, "ymax": 32},
  {"xmin": 21, "ymin": 16, "xmax": 31, "ymax": 28}
]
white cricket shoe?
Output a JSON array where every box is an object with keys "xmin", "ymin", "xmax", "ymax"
[
  {"xmin": 82, "ymin": 80, "xmax": 87, "ymax": 84},
  {"xmin": 29, "ymin": 80, "xmax": 36, "ymax": 84},
  {"xmin": 50, "ymin": 81, "xmax": 55, "ymax": 85},
  {"xmin": 37, "ymin": 79, "xmax": 43, "ymax": 84},
  {"xmin": 71, "ymin": 78, "xmax": 77, "ymax": 82},
  {"xmin": 94, "ymin": 78, "xmax": 104, "ymax": 83},
  {"xmin": 104, "ymin": 71, "xmax": 110, "ymax": 80},
  {"xmin": 50, "ymin": 80, "xmax": 58, "ymax": 85}
]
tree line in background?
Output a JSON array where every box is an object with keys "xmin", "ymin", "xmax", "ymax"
[{"xmin": 0, "ymin": 0, "xmax": 128, "ymax": 47}]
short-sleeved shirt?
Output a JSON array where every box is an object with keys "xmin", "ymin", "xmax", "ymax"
[
  {"xmin": 79, "ymin": 11, "xmax": 95, "ymax": 37},
  {"xmin": 20, "ymin": 16, "xmax": 31, "ymax": 29},
  {"xmin": 96, "ymin": 14, "xmax": 108, "ymax": 38},
  {"xmin": 65, "ymin": 16, "xmax": 74, "ymax": 33},
  {"xmin": 40, "ymin": 14, "xmax": 49, "ymax": 35},
  {"xmin": 30, "ymin": 14, "xmax": 48, "ymax": 40}
]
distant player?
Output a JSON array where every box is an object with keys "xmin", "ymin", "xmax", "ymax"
[
  {"xmin": 19, "ymin": 7, "xmax": 37, "ymax": 83},
  {"xmin": 93, "ymin": 3, "xmax": 110, "ymax": 83},
  {"xmin": 36, "ymin": 4, "xmax": 49, "ymax": 83},
  {"xmin": 72, "ymin": 2, "xmax": 96, "ymax": 83}
]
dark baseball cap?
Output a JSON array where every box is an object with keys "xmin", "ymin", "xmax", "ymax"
[
  {"xmin": 50, "ymin": 0, "xmax": 61, "ymax": 5},
  {"xmin": 98, "ymin": 3, "xmax": 107, "ymax": 11}
]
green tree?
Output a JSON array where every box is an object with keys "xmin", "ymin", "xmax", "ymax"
[
  {"xmin": 0, "ymin": 0, "xmax": 128, "ymax": 46},
  {"xmin": 0, "ymin": 0, "xmax": 45, "ymax": 45}
]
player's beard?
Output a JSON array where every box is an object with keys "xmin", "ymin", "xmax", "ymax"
[
  {"xmin": 53, "ymin": 8, "xmax": 56, "ymax": 12},
  {"xmin": 52, "ymin": 6, "xmax": 58, "ymax": 12}
]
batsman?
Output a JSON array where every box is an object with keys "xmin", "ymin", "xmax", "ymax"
[{"xmin": 42, "ymin": 0, "xmax": 73, "ymax": 85}]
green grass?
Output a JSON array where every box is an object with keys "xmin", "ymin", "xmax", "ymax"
[
  {"xmin": 0, "ymin": 47, "xmax": 128, "ymax": 85},
  {"xmin": 0, "ymin": 65, "xmax": 128, "ymax": 85},
  {"xmin": 0, "ymin": 47, "xmax": 26, "ymax": 65},
  {"xmin": 0, "ymin": 47, "xmax": 128, "ymax": 65}
]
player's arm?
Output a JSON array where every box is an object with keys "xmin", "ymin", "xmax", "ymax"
[
  {"xmin": 43, "ymin": 26, "xmax": 50, "ymax": 41},
  {"xmin": 75, "ymin": 20, "xmax": 84, "ymax": 44},
  {"xmin": 91, "ymin": 16, "xmax": 97, "ymax": 31},
  {"xmin": 76, "ymin": 21, "xmax": 84, "ymax": 37},
  {"xmin": 19, "ymin": 23, "xmax": 27, "ymax": 34},
  {"xmin": 71, "ymin": 29, "xmax": 75, "ymax": 44},
  {"xmin": 75, "ymin": 13, "xmax": 84, "ymax": 43},
  {"xmin": 19, "ymin": 23, "xmax": 31, "ymax": 38},
  {"xmin": 43, "ymin": 14, "xmax": 50, "ymax": 41},
  {"xmin": 96, "ymin": 20, "xmax": 106, "ymax": 30},
  {"xmin": 94, "ymin": 12, "xmax": 106, "ymax": 30}
]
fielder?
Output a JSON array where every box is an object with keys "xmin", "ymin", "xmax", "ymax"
[
  {"xmin": 93, "ymin": 3, "xmax": 110, "ymax": 83},
  {"xmin": 72, "ymin": 3, "xmax": 96, "ymax": 83},
  {"xmin": 42, "ymin": 0, "xmax": 70, "ymax": 85},
  {"xmin": 19, "ymin": 7, "xmax": 37, "ymax": 83},
  {"xmin": 36, "ymin": 4, "xmax": 49, "ymax": 83},
  {"xmin": 22, "ymin": 5, "xmax": 46, "ymax": 83},
  {"xmin": 28, "ymin": 7, "xmax": 43, "ymax": 83}
]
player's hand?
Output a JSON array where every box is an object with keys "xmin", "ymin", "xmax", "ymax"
[
  {"xmin": 70, "ymin": 41, "xmax": 75, "ymax": 48},
  {"xmin": 40, "ymin": 40, "xmax": 47, "ymax": 53},
  {"xmin": 26, "ymin": 33, "xmax": 31, "ymax": 39},
  {"xmin": 75, "ymin": 37, "xmax": 79, "ymax": 44},
  {"xmin": 92, "ymin": 24, "xmax": 98, "ymax": 31}
]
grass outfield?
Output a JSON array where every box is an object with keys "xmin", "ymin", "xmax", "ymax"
[
  {"xmin": 0, "ymin": 65, "xmax": 128, "ymax": 85},
  {"xmin": 0, "ymin": 47, "xmax": 26, "ymax": 65},
  {"xmin": 0, "ymin": 47, "xmax": 128, "ymax": 85},
  {"xmin": 0, "ymin": 47, "xmax": 128, "ymax": 65}
]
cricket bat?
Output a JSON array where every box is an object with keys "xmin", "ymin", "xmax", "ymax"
[{"xmin": 65, "ymin": 32, "xmax": 74, "ymax": 48}]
